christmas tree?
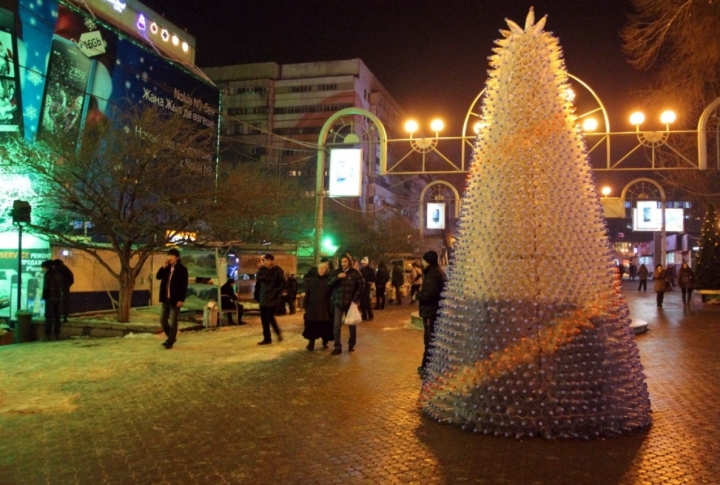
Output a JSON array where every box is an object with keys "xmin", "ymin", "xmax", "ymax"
[
  {"xmin": 695, "ymin": 204, "xmax": 720, "ymax": 290},
  {"xmin": 421, "ymin": 9, "xmax": 651, "ymax": 439}
]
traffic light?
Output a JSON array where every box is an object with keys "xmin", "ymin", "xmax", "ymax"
[{"xmin": 11, "ymin": 200, "xmax": 31, "ymax": 224}]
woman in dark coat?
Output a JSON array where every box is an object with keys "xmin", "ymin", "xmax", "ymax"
[
  {"xmin": 391, "ymin": 261, "xmax": 405, "ymax": 305},
  {"xmin": 302, "ymin": 262, "xmax": 334, "ymax": 350},
  {"xmin": 678, "ymin": 261, "xmax": 695, "ymax": 308},
  {"xmin": 415, "ymin": 251, "xmax": 445, "ymax": 376},
  {"xmin": 375, "ymin": 261, "xmax": 390, "ymax": 310}
]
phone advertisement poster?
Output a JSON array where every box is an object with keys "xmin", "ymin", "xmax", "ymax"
[
  {"xmin": 426, "ymin": 203, "xmax": 446, "ymax": 229},
  {"xmin": 328, "ymin": 148, "xmax": 362, "ymax": 197},
  {"xmin": 15, "ymin": 0, "xmax": 219, "ymax": 176}
]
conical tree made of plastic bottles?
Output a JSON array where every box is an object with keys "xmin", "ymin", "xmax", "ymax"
[{"xmin": 421, "ymin": 9, "xmax": 651, "ymax": 439}]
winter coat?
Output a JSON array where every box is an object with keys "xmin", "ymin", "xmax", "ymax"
[
  {"xmin": 360, "ymin": 265, "xmax": 376, "ymax": 285},
  {"xmin": 391, "ymin": 265, "xmax": 404, "ymax": 287},
  {"xmin": 638, "ymin": 265, "xmax": 648, "ymax": 281},
  {"xmin": 415, "ymin": 265, "xmax": 445, "ymax": 319},
  {"xmin": 411, "ymin": 266, "xmax": 423, "ymax": 286},
  {"xmin": 328, "ymin": 267, "xmax": 364, "ymax": 312},
  {"xmin": 678, "ymin": 267, "xmax": 695, "ymax": 289},
  {"xmin": 42, "ymin": 267, "xmax": 65, "ymax": 301},
  {"xmin": 256, "ymin": 265, "xmax": 286, "ymax": 308},
  {"xmin": 303, "ymin": 271, "xmax": 333, "ymax": 322},
  {"xmin": 653, "ymin": 268, "xmax": 667, "ymax": 293},
  {"xmin": 156, "ymin": 262, "xmax": 189, "ymax": 305},
  {"xmin": 375, "ymin": 266, "xmax": 390, "ymax": 286},
  {"xmin": 57, "ymin": 263, "xmax": 74, "ymax": 287},
  {"xmin": 220, "ymin": 282, "xmax": 238, "ymax": 310},
  {"xmin": 285, "ymin": 275, "xmax": 298, "ymax": 298}
]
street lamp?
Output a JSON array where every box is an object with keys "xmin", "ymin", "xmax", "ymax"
[
  {"xmin": 601, "ymin": 186, "xmax": 611, "ymax": 198},
  {"xmin": 582, "ymin": 118, "xmax": 598, "ymax": 132}
]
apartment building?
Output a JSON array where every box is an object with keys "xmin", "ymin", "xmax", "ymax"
[{"xmin": 204, "ymin": 58, "xmax": 425, "ymax": 219}]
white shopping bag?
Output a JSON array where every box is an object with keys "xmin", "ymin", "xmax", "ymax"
[{"xmin": 342, "ymin": 302, "xmax": 362, "ymax": 326}]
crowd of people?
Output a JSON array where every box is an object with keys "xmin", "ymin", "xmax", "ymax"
[
  {"xmin": 200, "ymin": 250, "xmax": 447, "ymax": 369},
  {"xmin": 621, "ymin": 259, "xmax": 696, "ymax": 309}
]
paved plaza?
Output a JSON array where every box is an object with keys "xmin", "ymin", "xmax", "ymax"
[{"xmin": 1, "ymin": 283, "xmax": 719, "ymax": 484}]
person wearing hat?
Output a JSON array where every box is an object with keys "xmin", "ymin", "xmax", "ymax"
[
  {"xmin": 156, "ymin": 248, "xmax": 189, "ymax": 349},
  {"xmin": 359, "ymin": 257, "xmax": 375, "ymax": 321},
  {"xmin": 415, "ymin": 250, "xmax": 445, "ymax": 376},
  {"xmin": 41, "ymin": 260, "xmax": 65, "ymax": 340}
]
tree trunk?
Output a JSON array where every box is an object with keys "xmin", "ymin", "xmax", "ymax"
[{"xmin": 117, "ymin": 269, "xmax": 136, "ymax": 323}]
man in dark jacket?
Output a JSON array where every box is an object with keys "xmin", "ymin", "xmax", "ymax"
[
  {"xmin": 416, "ymin": 250, "xmax": 445, "ymax": 376},
  {"xmin": 54, "ymin": 259, "xmax": 74, "ymax": 323},
  {"xmin": 220, "ymin": 277, "xmax": 245, "ymax": 325},
  {"xmin": 391, "ymin": 260, "xmax": 405, "ymax": 305},
  {"xmin": 374, "ymin": 261, "xmax": 390, "ymax": 309},
  {"xmin": 359, "ymin": 257, "xmax": 375, "ymax": 321},
  {"xmin": 42, "ymin": 260, "xmax": 65, "ymax": 340},
  {"xmin": 328, "ymin": 253, "xmax": 364, "ymax": 355},
  {"xmin": 255, "ymin": 253, "xmax": 286, "ymax": 345},
  {"xmin": 156, "ymin": 248, "xmax": 189, "ymax": 350}
]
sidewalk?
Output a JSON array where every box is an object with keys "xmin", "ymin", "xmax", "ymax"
[{"xmin": 0, "ymin": 287, "xmax": 718, "ymax": 484}]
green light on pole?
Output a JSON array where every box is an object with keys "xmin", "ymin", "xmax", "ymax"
[{"xmin": 322, "ymin": 237, "xmax": 339, "ymax": 255}]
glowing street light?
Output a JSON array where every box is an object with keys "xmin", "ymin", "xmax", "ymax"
[
  {"xmin": 430, "ymin": 119, "xmax": 445, "ymax": 133},
  {"xmin": 582, "ymin": 118, "xmax": 598, "ymax": 132},
  {"xmin": 405, "ymin": 120, "xmax": 419, "ymax": 135},
  {"xmin": 660, "ymin": 110, "xmax": 676, "ymax": 129},
  {"xmin": 601, "ymin": 186, "xmax": 611, "ymax": 198},
  {"xmin": 629, "ymin": 111, "xmax": 645, "ymax": 129}
]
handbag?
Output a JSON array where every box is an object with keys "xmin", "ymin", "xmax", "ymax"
[{"xmin": 343, "ymin": 302, "xmax": 362, "ymax": 326}]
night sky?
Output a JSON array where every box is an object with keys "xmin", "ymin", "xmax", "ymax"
[{"xmin": 140, "ymin": 0, "xmax": 651, "ymax": 130}]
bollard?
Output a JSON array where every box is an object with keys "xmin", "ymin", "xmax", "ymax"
[{"xmin": 14, "ymin": 310, "xmax": 34, "ymax": 343}]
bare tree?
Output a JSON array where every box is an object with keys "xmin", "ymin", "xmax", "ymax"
[
  {"xmin": 623, "ymin": 0, "xmax": 720, "ymax": 210},
  {"xmin": 0, "ymin": 106, "xmax": 217, "ymax": 322},
  {"xmin": 208, "ymin": 164, "xmax": 315, "ymax": 244},
  {"xmin": 622, "ymin": 0, "xmax": 720, "ymax": 118}
]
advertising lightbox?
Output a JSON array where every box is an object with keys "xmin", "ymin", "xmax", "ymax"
[
  {"xmin": 16, "ymin": 1, "xmax": 219, "ymax": 175},
  {"xmin": 426, "ymin": 202, "xmax": 446, "ymax": 229},
  {"xmin": 328, "ymin": 148, "xmax": 362, "ymax": 197},
  {"xmin": 632, "ymin": 205, "xmax": 684, "ymax": 232}
]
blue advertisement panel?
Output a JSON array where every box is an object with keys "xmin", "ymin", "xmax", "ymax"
[{"xmin": 16, "ymin": 0, "xmax": 218, "ymax": 174}]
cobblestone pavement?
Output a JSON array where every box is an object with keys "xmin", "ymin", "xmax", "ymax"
[{"xmin": 1, "ymin": 284, "xmax": 719, "ymax": 485}]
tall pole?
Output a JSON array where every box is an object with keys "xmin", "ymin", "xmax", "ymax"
[
  {"xmin": 660, "ymin": 198, "xmax": 666, "ymax": 269},
  {"xmin": 16, "ymin": 225, "xmax": 22, "ymax": 313}
]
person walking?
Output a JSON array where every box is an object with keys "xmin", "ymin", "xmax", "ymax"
[
  {"xmin": 359, "ymin": 257, "xmax": 375, "ymax": 321},
  {"xmin": 653, "ymin": 264, "xmax": 667, "ymax": 308},
  {"xmin": 278, "ymin": 274, "xmax": 298, "ymax": 315},
  {"xmin": 374, "ymin": 261, "xmax": 389, "ymax": 310},
  {"xmin": 54, "ymin": 259, "xmax": 74, "ymax": 323},
  {"xmin": 415, "ymin": 251, "xmax": 445, "ymax": 376},
  {"xmin": 156, "ymin": 248, "xmax": 189, "ymax": 350},
  {"xmin": 678, "ymin": 261, "xmax": 695, "ymax": 308},
  {"xmin": 629, "ymin": 262, "xmax": 637, "ymax": 281},
  {"xmin": 328, "ymin": 253, "xmax": 364, "ymax": 355},
  {"xmin": 638, "ymin": 263, "xmax": 648, "ymax": 292},
  {"xmin": 220, "ymin": 277, "xmax": 245, "ymax": 325},
  {"xmin": 41, "ymin": 260, "xmax": 64, "ymax": 341},
  {"xmin": 302, "ymin": 262, "xmax": 334, "ymax": 350},
  {"xmin": 255, "ymin": 253, "xmax": 286, "ymax": 345},
  {"xmin": 410, "ymin": 262, "xmax": 423, "ymax": 303},
  {"xmin": 391, "ymin": 260, "xmax": 404, "ymax": 305}
]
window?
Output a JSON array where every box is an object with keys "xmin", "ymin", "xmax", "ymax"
[
  {"xmin": 318, "ymin": 83, "xmax": 337, "ymax": 91},
  {"xmin": 290, "ymin": 85, "xmax": 312, "ymax": 93}
]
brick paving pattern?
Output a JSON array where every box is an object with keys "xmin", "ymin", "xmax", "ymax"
[{"xmin": 1, "ymin": 283, "xmax": 719, "ymax": 484}]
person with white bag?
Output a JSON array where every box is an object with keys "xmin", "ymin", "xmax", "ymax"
[{"xmin": 327, "ymin": 253, "xmax": 364, "ymax": 355}]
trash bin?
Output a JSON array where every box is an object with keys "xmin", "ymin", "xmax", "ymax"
[
  {"xmin": 14, "ymin": 310, "xmax": 34, "ymax": 343},
  {"xmin": 202, "ymin": 302, "xmax": 218, "ymax": 328}
]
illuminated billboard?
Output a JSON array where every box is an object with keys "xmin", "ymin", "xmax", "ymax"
[
  {"xmin": 15, "ymin": 1, "xmax": 219, "ymax": 174},
  {"xmin": 328, "ymin": 148, "xmax": 362, "ymax": 197},
  {"xmin": 426, "ymin": 203, "xmax": 446, "ymax": 229},
  {"xmin": 632, "ymin": 202, "xmax": 684, "ymax": 232}
]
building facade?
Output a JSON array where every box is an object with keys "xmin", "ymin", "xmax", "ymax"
[{"xmin": 204, "ymin": 58, "xmax": 426, "ymax": 221}]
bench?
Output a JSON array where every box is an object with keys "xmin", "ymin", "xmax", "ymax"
[{"xmin": 696, "ymin": 289, "xmax": 720, "ymax": 303}]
